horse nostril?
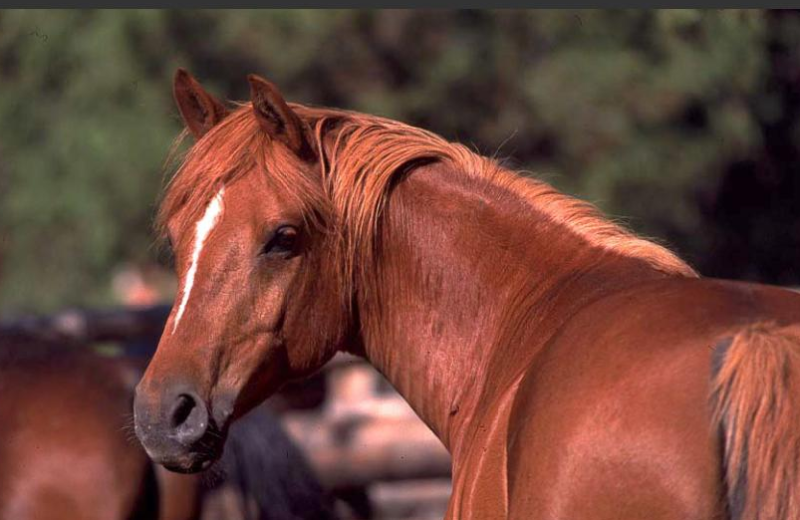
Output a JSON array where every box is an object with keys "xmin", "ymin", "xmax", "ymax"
[
  {"xmin": 169, "ymin": 392, "xmax": 208, "ymax": 445},
  {"xmin": 170, "ymin": 394, "xmax": 196, "ymax": 429}
]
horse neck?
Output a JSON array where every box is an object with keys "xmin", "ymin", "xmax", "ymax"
[{"xmin": 351, "ymin": 161, "xmax": 673, "ymax": 456}]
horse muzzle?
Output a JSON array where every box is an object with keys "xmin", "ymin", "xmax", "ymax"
[{"xmin": 133, "ymin": 384, "xmax": 227, "ymax": 473}]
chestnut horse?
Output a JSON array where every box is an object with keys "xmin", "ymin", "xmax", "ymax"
[
  {"xmin": 0, "ymin": 337, "xmax": 162, "ymax": 519},
  {"xmin": 0, "ymin": 335, "xmax": 337, "ymax": 520},
  {"xmin": 134, "ymin": 69, "xmax": 800, "ymax": 520}
]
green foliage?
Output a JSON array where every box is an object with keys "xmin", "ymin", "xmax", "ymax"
[
  {"xmin": 0, "ymin": 10, "xmax": 181, "ymax": 311},
  {"xmin": 0, "ymin": 10, "xmax": 790, "ymax": 311}
]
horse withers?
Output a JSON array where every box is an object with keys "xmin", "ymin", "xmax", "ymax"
[{"xmin": 134, "ymin": 69, "xmax": 800, "ymax": 520}]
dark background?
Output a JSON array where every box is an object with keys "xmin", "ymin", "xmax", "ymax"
[{"xmin": 1, "ymin": 9, "xmax": 799, "ymax": 313}]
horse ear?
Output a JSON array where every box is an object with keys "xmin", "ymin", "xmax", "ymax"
[
  {"xmin": 247, "ymin": 74, "xmax": 316, "ymax": 161},
  {"xmin": 173, "ymin": 68, "xmax": 229, "ymax": 139}
]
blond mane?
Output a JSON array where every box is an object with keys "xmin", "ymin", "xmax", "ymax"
[{"xmin": 157, "ymin": 102, "xmax": 696, "ymax": 292}]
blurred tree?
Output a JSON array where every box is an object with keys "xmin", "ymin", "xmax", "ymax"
[
  {"xmin": 0, "ymin": 10, "xmax": 181, "ymax": 311},
  {"xmin": 699, "ymin": 10, "xmax": 800, "ymax": 284},
  {"xmin": 0, "ymin": 9, "xmax": 795, "ymax": 312}
]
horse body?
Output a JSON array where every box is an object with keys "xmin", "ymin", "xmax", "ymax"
[
  {"xmin": 351, "ymin": 161, "xmax": 800, "ymax": 519},
  {"xmin": 134, "ymin": 70, "xmax": 800, "ymax": 519},
  {"xmin": 0, "ymin": 341, "xmax": 160, "ymax": 520},
  {"xmin": 0, "ymin": 337, "xmax": 337, "ymax": 520},
  {"xmin": 450, "ymin": 278, "xmax": 800, "ymax": 519}
]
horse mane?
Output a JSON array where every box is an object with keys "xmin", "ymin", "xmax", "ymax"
[{"xmin": 157, "ymin": 102, "xmax": 695, "ymax": 295}]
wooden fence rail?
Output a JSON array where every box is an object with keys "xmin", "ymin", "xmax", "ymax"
[{"xmin": 0, "ymin": 304, "xmax": 171, "ymax": 344}]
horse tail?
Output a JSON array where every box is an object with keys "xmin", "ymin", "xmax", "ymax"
[
  {"xmin": 710, "ymin": 323, "xmax": 800, "ymax": 520},
  {"xmin": 208, "ymin": 406, "xmax": 339, "ymax": 520}
]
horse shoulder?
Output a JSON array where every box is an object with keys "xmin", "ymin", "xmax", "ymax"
[{"xmin": 447, "ymin": 375, "xmax": 521, "ymax": 520}]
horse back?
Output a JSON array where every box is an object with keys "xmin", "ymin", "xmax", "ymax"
[{"xmin": 504, "ymin": 278, "xmax": 800, "ymax": 520}]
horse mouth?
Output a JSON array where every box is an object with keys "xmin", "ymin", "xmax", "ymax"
[
  {"xmin": 140, "ymin": 429, "xmax": 226, "ymax": 474},
  {"xmin": 151, "ymin": 438, "xmax": 224, "ymax": 473},
  {"xmin": 161, "ymin": 452, "xmax": 217, "ymax": 474}
]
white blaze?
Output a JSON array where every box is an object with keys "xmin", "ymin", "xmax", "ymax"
[{"xmin": 172, "ymin": 187, "xmax": 225, "ymax": 334}]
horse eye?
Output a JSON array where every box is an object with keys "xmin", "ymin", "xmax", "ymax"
[{"xmin": 262, "ymin": 225, "xmax": 299, "ymax": 257}]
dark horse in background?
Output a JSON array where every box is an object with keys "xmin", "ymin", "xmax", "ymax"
[
  {"xmin": 0, "ymin": 334, "xmax": 337, "ymax": 520},
  {"xmin": 134, "ymin": 69, "xmax": 800, "ymax": 520}
]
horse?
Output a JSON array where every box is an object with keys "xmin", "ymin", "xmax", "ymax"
[
  {"xmin": 0, "ymin": 334, "xmax": 338, "ymax": 520},
  {"xmin": 133, "ymin": 68, "xmax": 800, "ymax": 520}
]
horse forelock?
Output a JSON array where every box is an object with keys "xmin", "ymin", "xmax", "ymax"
[{"xmin": 157, "ymin": 101, "xmax": 695, "ymax": 303}]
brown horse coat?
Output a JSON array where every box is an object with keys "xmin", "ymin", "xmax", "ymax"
[
  {"xmin": 0, "ymin": 340, "xmax": 162, "ymax": 520},
  {"xmin": 0, "ymin": 337, "xmax": 338, "ymax": 520},
  {"xmin": 134, "ymin": 70, "xmax": 800, "ymax": 520}
]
